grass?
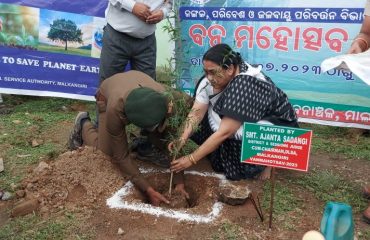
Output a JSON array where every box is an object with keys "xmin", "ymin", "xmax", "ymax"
[
  {"xmin": 359, "ymin": 229, "xmax": 370, "ymax": 240},
  {"xmin": 262, "ymin": 181, "xmax": 302, "ymax": 216},
  {"xmin": 212, "ymin": 220, "xmax": 245, "ymax": 240},
  {"xmin": 0, "ymin": 212, "xmax": 92, "ymax": 240},
  {"xmin": 302, "ymin": 123, "xmax": 370, "ymax": 161},
  {"xmin": 260, "ymin": 181, "xmax": 303, "ymax": 231},
  {"xmin": 296, "ymin": 169, "xmax": 367, "ymax": 213}
]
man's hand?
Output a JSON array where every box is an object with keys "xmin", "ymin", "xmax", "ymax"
[
  {"xmin": 146, "ymin": 10, "xmax": 164, "ymax": 24},
  {"xmin": 174, "ymin": 183, "xmax": 189, "ymax": 199},
  {"xmin": 146, "ymin": 187, "xmax": 169, "ymax": 206},
  {"xmin": 168, "ymin": 138, "xmax": 186, "ymax": 154},
  {"xmin": 132, "ymin": 3, "xmax": 151, "ymax": 22}
]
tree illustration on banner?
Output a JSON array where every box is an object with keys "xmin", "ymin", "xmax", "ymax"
[{"xmin": 47, "ymin": 19, "xmax": 82, "ymax": 51}]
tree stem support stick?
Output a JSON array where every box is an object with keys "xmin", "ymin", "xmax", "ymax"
[{"xmin": 269, "ymin": 167, "xmax": 276, "ymax": 229}]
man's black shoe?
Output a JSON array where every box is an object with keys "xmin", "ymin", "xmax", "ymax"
[{"xmin": 136, "ymin": 147, "xmax": 170, "ymax": 168}]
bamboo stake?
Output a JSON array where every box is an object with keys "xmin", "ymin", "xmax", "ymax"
[
  {"xmin": 168, "ymin": 154, "xmax": 177, "ymax": 197},
  {"xmin": 269, "ymin": 167, "xmax": 276, "ymax": 229}
]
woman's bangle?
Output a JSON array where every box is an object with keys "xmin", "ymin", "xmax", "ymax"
[
  {"xmin": 188, "ymin": 154, "xmax": 197, "ymax": 165},
  {"xmin": 353, "ymin": 37, "xmax": 369, "ymax": 51}
]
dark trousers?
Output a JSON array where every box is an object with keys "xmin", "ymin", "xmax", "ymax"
[
  {"xmin": 96, "ymin": 24, "xmax": 157, "ymax": 126},
  {"xmin": 99, "ymin": 24, "xmax": 157, "ymax": 83}
]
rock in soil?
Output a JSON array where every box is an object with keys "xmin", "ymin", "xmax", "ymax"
[
  {"xmin": 218, "ymin": 182, "xmax": 252, "ymax": 206},
  {"xmin": 15, "ymin": 190, "xmax": 26, "ymax": 198},
  {"xmin": 117, "ymin": 228, "xmax": 125, "ymax": 235},
  {"xmin": 33, "ymin": 161, "xmax": 50, "ymax": 174},
  {"xmin": 0, "ymin": 105, "xmax": 13, "ymax": 115},
  {"xmin": 1, "ymin": 192, "xmax": 13, "ymax": 201},
  {"xmin": 0, "ymin": 158, "xmax": 4, "ymax": 172},
  {"xmin": 11, "ymin": 198, "xmax": 40, "ymax": 217}
]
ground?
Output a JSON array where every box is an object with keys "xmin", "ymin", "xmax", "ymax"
[{"xmin": 0, "ymin": 97, "xmax": 369, "ymax": 240}]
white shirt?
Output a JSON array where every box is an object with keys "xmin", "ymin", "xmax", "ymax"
[
  {"xmin": 195, "ymin": 62, "xmax": 267, "ymax": 140},
  {"xmin": 105, "ymin": 0, "xmax": 172, "ymax": 39}
]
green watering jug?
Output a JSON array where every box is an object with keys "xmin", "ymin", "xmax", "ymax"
[{"xmin": 320, "ymin": 202, "xmax": 354, "ymax": 240}]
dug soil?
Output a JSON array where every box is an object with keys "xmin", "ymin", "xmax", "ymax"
[{"xmin": 0, "ymin": 122, "xmax": 369, "ymax": 240}]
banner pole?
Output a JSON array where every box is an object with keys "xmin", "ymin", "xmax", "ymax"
[{"xmin": 269, "ymin": 167, "xmax": 276, "ymax": 229}]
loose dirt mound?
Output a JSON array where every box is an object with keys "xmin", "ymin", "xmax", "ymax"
[
  {"xmin": 19, "ymin": 147, "xmax": 224, "ymax": 216},
  {"xmin": 21, "ymin": 147, "xmax": 124, "ymax": 214}
]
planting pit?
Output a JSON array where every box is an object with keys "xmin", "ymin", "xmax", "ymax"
[{"xmin": 107, "ymin": 170, "xmax": 227, "ymax": 223}]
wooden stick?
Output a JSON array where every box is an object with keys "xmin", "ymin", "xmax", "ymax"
[
  {"xmin": 168, "ymin": 155, "xmax": 176, "ymax": 197},
  {"xmin": 169, "ymin": 172, "xmax": 173, "ymax": 197},
  {"xmin": 269, "ymin": 167, "xmax": 276, "ymax": 229}
]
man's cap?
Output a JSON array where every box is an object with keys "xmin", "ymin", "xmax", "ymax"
[{"xmin": 124, "ymin": 87, "xmax": 167, "ymax": 129}]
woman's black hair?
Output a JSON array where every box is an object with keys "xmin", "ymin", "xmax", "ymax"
[{"xmin": 202, "ymin": 43, "xmax": 242, "ymax": 69}]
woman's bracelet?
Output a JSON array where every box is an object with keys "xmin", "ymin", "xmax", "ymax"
[
  {"xmin": 188, "ymin": 154, "xmax": 197, "ymax": 165},
  {"xmin": 353, "ymin": 37, "xmax": 369, "ymax": 51}
]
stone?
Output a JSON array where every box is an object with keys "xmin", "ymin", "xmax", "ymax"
[
  {"xmin": 16, "ymin": 154, "xmax": 31, "ymax": 158},
  {"xmin": 31, "ymin": 139, "xmax": 44, "ymax": 147},
  {"xmin": 33, "ymin": 161, "xmax": 50, "ymax": 174},
  {"xmin": 16, "ymin": 190, "xmax": 26, "ymax": 198},
  {"xmin": 117, "ymin": 228, "xmax": 124, "ymax": 235},
  {"xmin": 0, "ymin": 158, "xmax": 3, "ymax": 172},
  {"xmin": 218, "ymin": 182, "xmax": 251, "ymax": 206},
  {"xmin": 1, "ymin": 192, "xmax": 13, "ymax": 201},
  {"xmin": 11, "ymin": 198, "xmax": 40, "ymax": 217}
]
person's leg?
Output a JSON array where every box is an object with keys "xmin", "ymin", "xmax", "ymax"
[
  {"xmin": 81, "ymin": 121, "xmax": 98, "ymax": 147},
  {"xmin": 129, "ymin": 30, "xmax": 158, "ymax": 158},
  {"xmin": 258, "ymin": 167, "xmax": 272, "ymax": 180},
  {"xmin": 130, "ymin": 33, "xmax": 156, "ymax": 80},
  {"xmin": 363, "ymin": 185, "xmax": 370, "ymax": 223},
  {"xmin": 219, "ymin": 139, "xmax": 266, "ymax": 180},
  {"xmin": 364, "ymin": 205, "xmax": 370, "ymax": 223},
  {"xmin": 96, "ymin": 24, "xmax": 132, "ymax": 127},
  {"xmin": 128, "ymin": 31, "xmax": 162, "ymax": 162},
  {"xmin": 99, "ymin": 24, "xmax": 131, "ymax": 83}
]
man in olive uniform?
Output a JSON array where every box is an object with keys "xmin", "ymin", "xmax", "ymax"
[{"xmin": 68, "ymin": 70, "xmax": 189, "ymax": 206}]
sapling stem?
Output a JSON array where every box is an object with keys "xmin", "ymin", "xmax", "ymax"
[{"xmin": 168, "ymin": 153, "xmax": 177, "ymax": 197}]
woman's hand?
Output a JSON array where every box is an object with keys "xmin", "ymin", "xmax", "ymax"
[{"xmin": 170, "ymin": 155, "xmax": 193, "ymax": 173}]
